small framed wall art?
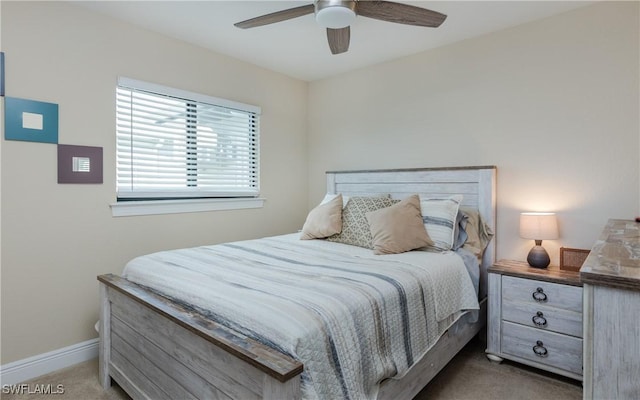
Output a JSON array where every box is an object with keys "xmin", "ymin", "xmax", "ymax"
[
  {"xmin": 4, "ymin": 97, "xmax": 59, "ymax": 143},
  {"xmin": 58, "ymin": 144, "xmax": 103, "ymax": 184}
]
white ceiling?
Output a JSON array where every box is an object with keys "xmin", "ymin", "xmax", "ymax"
[{"xmin": 76, "ymin": 1, "xmax": 594, "ymax": 81}]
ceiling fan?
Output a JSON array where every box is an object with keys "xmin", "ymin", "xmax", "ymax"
[{"xmin": 234, "ymin": 0, "xmax": 447, "ymax": 55}]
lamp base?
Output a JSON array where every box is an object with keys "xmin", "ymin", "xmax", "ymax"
[{"xmin": 527, "ymin": 245, "xmax": 550, "ymax": 269}]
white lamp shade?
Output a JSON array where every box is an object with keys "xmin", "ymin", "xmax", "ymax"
[
  {"xmin": 520, "ymin": 212, "xmax": 559, "ymax": 240},
  {"xmin": 316, "ymin": 6, "xmax": 356, "ymax": 29}
]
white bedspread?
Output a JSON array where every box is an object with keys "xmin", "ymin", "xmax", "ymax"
[{"xmin": 123, "ymin": 234, "xmax": 479, "ymax": 400}]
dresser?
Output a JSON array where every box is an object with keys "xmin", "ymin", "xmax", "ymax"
[
  {"xmin": 581, "ymin": 219, "xmax": 640, "ymax": 399},
  {"xmin": 486, "ymin": 260, "xmax": 583, "ymax": 381}
]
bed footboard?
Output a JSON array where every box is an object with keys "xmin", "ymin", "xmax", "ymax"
[{"xmin": 98, "ymin": 274, "xmax": 303, "ymax": 400}]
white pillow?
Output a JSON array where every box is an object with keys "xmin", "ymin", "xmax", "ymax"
[
  {"xmin": 320, "ymin": 193, "xmax": 391, "ymax": 209},
  {"xmin": 419, "ymin": 194, "xmax": 463, "ymax": 251},
  {"xmin": 320, "ymin": 193, "xmax": 350, "ymax": 209}
]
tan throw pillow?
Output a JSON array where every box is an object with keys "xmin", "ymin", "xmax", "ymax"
[
  {"xmin": 460, "ymin": 207, "xmax": 494, "ymax": 258},
  {"xmin": 366, "ymin": 194, "xmax": 434, "ymax": 255},
  {"xmin": 300, "ymin": 194, "xmax": 343, "ymax": 240},
  {"xmin": 326, "ymin": 196, "xmax": 397, "ymax": 248}
]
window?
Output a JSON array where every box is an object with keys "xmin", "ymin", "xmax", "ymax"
[{"xmin": 116, "ymin": 77, "xmax": 260, "ymax": 202}]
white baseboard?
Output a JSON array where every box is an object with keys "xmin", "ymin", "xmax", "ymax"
[{"xmin": 0, "ymin": 338, "xmax": 99, "ymax": 386}]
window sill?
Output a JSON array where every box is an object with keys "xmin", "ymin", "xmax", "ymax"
[{"xmin": 110, "ymin": 197, "xmax": 265, "ymax": 217}]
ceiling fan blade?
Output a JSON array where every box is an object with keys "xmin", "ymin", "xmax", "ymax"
[
  {"xmin": 356, "ymin": 1, "xmax": 446, "ymax": 27},
  {"xmin": 327, "ymin": 27, "xmax": 350, "ymax": 55},
  {"xmin": 234, "ymin": 4, "xmax": 315, "ymax": 29}
]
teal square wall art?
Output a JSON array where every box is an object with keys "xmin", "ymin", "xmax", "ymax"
[{"xmin": 4, "ymin": 97, "xmax": 58, "ymax": 143}]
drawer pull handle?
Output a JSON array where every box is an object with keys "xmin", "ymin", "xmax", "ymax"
[
  {"xmin": 533, "ymin": 340, "xmax": 548, "ymax": 357},
  {"xmin": 532, "ymin": 287, "xmax": 548, "ymax": 302},
  {"xmin": 532, "ymin": 311, "xmax": 547, "ymax": 327}
]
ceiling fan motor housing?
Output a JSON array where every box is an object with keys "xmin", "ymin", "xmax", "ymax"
[{"xmin": 315, "ymin": 0, "xmax": 357, "ymax": 29}]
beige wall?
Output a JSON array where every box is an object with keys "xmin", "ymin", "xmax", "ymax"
[
  {"xmin": 308, "ymin": 2, "xmax": 639, "ymax": 264},
  {"xmin": 0, "ymin": 2, "xmax": 308, "ymax": 364},
  {"xmin": 1, "ymin": 0, "xmax": 639, "ymax": 367}
]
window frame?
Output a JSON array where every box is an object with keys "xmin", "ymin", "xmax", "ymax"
[{"xmin": 111, "ymin": 77, "xmax": 264, "ymax": 217}]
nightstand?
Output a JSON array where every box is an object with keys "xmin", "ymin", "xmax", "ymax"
[{"xmin": 486, "ymin": 259, "xmax": 583, "ymax": 381}]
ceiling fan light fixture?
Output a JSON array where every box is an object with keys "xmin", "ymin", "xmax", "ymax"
[
  {"xmin": 315, "ymin": 1, "xmax": 356, "ymax": 29},
  {"xmin": 235, "ymin": 0, "xmax": 447, "ymax": 56}
]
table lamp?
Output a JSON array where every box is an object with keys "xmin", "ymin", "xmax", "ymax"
[{"xmin": 520, "ymin": 212, "xmax": 558, "ymax": 268}]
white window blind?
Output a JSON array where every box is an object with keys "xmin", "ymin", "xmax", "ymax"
[{"xmin": 116, "ymin": 77, "xmax": 260, "ymax": 200}]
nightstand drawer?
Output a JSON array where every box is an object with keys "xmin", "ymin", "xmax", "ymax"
[
  {"xmin": 502, "ymin": 321, "xmax": 582, "ymax": 375},
  {"xmin": 502, "ymin": 275, "xmax": 582, "ymax": 313},
  {"xmin": 502, "ymin": 301, "xmax": 582, "ymax": 337}
]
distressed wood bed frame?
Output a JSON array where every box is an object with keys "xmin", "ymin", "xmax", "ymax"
[{"xmin": 98, "ymin": 165, "xmax": 497, "ymax": 400}]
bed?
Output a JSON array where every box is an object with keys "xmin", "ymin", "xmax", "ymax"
[{"xmin": 98, "ymin": 165, "xmax": 497, "ymax": 400}]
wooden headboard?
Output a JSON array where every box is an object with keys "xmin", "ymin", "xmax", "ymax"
[{"xmin": 326, "ymin": 166, "xmax": 497, "ymax": 298}]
